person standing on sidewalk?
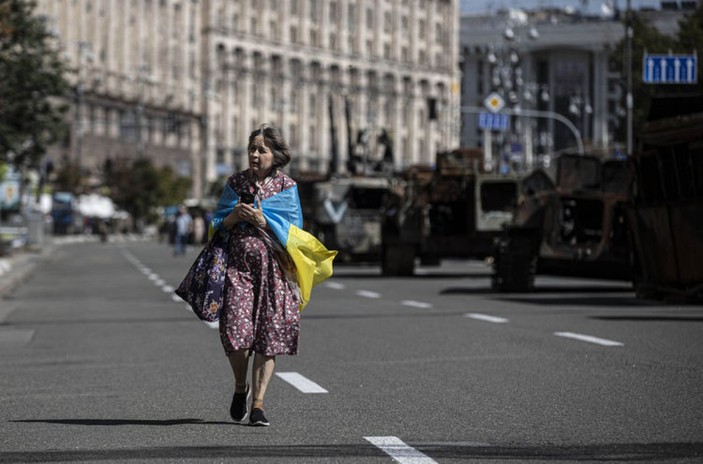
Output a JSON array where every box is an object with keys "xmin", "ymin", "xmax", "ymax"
[{"xmin": 174, "ymin": 206, "xmax": 192, "ymax": 256}]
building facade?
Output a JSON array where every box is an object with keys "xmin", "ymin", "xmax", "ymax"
[
  {"xmin": 460, "ymin": 9, "xmax": 625, "ymax": 172},
  {"xmin": 203, "ymin": 0, "xmax": 460, "ymax": 180},
  {"xmin": 34, "ymin": 0, "xmax": 461, "ymax": 198},
  {"xmin": 459, "ymin": 4, "xmax": 696, "ymax": 172},
  {"xmin": 35, "ymin": 0, "xmax": 205, "ymax": 194}
]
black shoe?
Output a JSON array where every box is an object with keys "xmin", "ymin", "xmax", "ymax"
[
  {"xmin": 229, "ymin": 385, "xmax": 250, "ymax": 424},
  {"xmin": 249, "ymin": 408, "xmax": 270, "ymax": 427}
]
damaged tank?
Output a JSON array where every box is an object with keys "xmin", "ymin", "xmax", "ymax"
[
  {"xmin": 492, "ymin": 153, "xmax": 634, "ymax": 291},
  {"xmin": 302, "ymin": 176, "xmax": 401, "ymax": 263}
]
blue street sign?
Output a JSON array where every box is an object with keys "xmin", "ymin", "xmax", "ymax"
[
  {"xmin": 478, "ymin": 112, "xmax": 510, "ymax": 131},
  {"xmin": 643, "ymin": 54, "xmax": 698, "ymax": 84}
]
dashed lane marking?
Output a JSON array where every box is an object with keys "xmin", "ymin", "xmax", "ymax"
[
  {"xmin": 356, "ymin": 290, "xmax": 381, "ymax": 299},
  {"xmin": 465, "ymin": 313, "xmax": 509, "ymax": 324},
  {"xmin": 364, "ymin": 436, "xmax": 437, "ymax": 464},
  {"xmin": 402, "ymin": 300, "xmax": 433, "ymax": 309},
  {"xmin": 324, "ymin": 281, "xmax": 346, "ymax": 290},
  {"xmin": 276, "ymin": 372, "xmax": 328, "ymax": 393},
  {"xmin": 554, "ymin": 331, "xmax": 624, "ymax": 347}
]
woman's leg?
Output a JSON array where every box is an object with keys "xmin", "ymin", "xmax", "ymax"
[
  {"xmin": 251, "ymin": 353, "xmax": 276, "ymax": 409},
  {"xmin": 227, "ymin": 349, "xmax": 251, "ymax": 392}
]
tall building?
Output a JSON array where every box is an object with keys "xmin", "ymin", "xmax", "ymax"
[
  {"xmin": 34, "ymin": 0, "xmax": 461, "ymax": 198},
  {"xmin": 35, "ymin": 0, "xmax": 205, "ymax": 194},
  {"xmin": 202, "ymin": 0, "xmax": 460, "ymax": 180}
]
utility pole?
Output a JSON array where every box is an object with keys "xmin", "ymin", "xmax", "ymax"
[{"xmin": 625, "ymin": 0, "xmax": 633, "ymax": 157}]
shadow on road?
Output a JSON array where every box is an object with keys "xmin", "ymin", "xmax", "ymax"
[
  {"xmin": 331, "ymin": 271, "xmax": 492, "ymax": 280},
  {"xmin": 1, "ymin": 440, "xmax": 701, "ymax": 462},
  {"xmin": 591, "ymin": 315, "xmax": 703, "ymax": 322},
  {"xmin": 11, "ymin": 418, "xmax": 231, "ymax": 426}
]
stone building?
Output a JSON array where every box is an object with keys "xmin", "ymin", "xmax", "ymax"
[
  {"xmin": 203, "ymin": 0, "xmax": 460, "ymax": 180},
  {"xmin": 35, "ymin": 0, "xmax": 461, "ymax": 198},
  {"xmin": 35, "ymin": 0, "xmax": 205, "ymax": 195}
]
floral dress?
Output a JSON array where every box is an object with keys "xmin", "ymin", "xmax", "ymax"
[{"xmin": 218, "ymin": 170, "xmax": 301, "ymax": 356}]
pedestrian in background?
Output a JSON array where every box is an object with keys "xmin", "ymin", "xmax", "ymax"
[
  {"xmin": 210, "ymin": 123, "xmax": 303, "ymax": 426},
  {"xmin": 174, "ymin": 205, "xmax": 192, "ymax": 256}
]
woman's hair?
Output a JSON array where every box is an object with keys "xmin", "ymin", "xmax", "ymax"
[{"xmin": 248, "ymin": 123, "xmax": 291, "ymax": 169}]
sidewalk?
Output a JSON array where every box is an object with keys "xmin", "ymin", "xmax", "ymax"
[
  {"xmin": 0, "ymin": 244, "xmax": 57, "ymax": 297},
  {"xmin": 0, "ymin": 233, "xmax": 148, "ymax": 297}
]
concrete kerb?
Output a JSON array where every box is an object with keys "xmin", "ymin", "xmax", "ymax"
[{"xmin": 0, "ymin": 242, "xmax": 60, "ymax": 298}]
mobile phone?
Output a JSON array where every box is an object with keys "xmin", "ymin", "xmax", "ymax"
[{"xmin": 240, "ymin": 192, "xmax": 255, "ymax": 204}]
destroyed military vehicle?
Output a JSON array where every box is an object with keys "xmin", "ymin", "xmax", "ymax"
[
  {"xmin": 381, "ymin": 148, "xmax": 521, "ymax": 276},
  {"xmin": 492, "ymin": 153, "xmax": 634, "ymax": 291}
]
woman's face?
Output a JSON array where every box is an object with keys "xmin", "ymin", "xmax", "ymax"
[{"xmin": 248, "ymin": 134, "xmax": 274, "ymax": 178}]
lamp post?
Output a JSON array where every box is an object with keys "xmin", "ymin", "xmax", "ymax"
[
  {"xmin": 74, "ymin": 41, "xmax": 94, "ymax": 174},
  {"xmin": 485, "ymin": 12, "xmax": 539, "ymax": 173},
  {"xmin": 625, "ymin": 0, "xmax": 633, "ymax": 157}
]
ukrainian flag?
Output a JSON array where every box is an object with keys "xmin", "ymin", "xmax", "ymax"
[{"xmin": 211, "ymin": 183, "xmax": 337, "ymax": 310}]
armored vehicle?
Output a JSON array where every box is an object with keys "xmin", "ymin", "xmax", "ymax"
[
  {"xmin": 627, "ymin": 95, "xmax": 703, "ymax": 302},
  {"xmin": 492, "ymin": 153, "xmax": 634, "ymax": 291},
  {"xmin": 303, "ymin": 176, "xmax": 401, "ymax": 262},
  {"xmin": 382, "ymin": 148, "xmax": 521, "ymax": 276}
]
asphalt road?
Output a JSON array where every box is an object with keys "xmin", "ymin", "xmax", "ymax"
[{"xmin": 1, "ymin": 239, "xmax": 702, "ymax": 463}]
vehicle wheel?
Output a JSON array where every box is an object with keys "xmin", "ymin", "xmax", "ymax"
[
  {"xmin": 492, "ymin": 228, "xmax": 538, "ymax": 292},
  {"xmin": 382, "ymin": 243, "xmax": 415, "ymax": 276}
]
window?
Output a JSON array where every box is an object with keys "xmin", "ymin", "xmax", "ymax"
[{"xmin": 384, "ymin": 11, "xmax": 392, "ymax": 33}]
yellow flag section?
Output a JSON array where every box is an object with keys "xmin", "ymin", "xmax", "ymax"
[{"xmin": 286, "ymin": 225, "xmax": 338, "ymax": 310}]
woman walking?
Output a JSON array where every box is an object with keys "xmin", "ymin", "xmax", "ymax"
[{"xmin": 210, "ymin": 124, "xmax": 310, "ymax": 426}]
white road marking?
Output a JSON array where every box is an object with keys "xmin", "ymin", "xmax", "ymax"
[
  {"xmin": 357, "ymin": 290, "xmax": 381, "ymax": 299},
  {"xmin": 465, "ymin": 313, "xmax": 509, "ymax": 324},
  {"xmin": 172, "ymin": 294, "xmax": 183, "ymax": 303},
  {"xmin": 275, "ymin": 372, "xmax": 328, "ymax": 393},
  {"xmin": 364, "ymin": 436, "xmax": 437, "ymax": 464},
  {"xmin": 162, "ymin": 285, "xmax": 174, "ymax": 293},
  {"xmin": 324, "ymin": 281, "xmax": 346, "ymax": 290},
  {"xmin": 554, "ymin": 331, "xmax": 624, "ymax": 347},
  {"xmin": 402, "ymin": 300, "xmax": 433, "ymax": 309}
]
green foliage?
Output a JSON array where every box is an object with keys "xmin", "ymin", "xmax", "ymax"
[
  {"xmin": 0, "ymin": 0, "xmax": 70, "ymax": 168},
  {"xmin": 675, "ymin": 7, "xmax": 703, "ymax": 94},
  {"xmin": 106, "ymin": 157, "xmax": 191, "ymax": 226},
  {"xmin": 52, "ymin": 158, "xmax": 82, "ymax": 193}
]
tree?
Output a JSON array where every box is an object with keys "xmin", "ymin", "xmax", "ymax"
[
  {"xmin": 107, "ymin": 157, "xmax": 191, "ymax": 230},
  {"xmin": 610, "ymin": 7, "xmax": 703, "ymax": 146},
  {"xmin": 0, "ymin": 0, "xmax": 70, "ymax": 169},
  {"xmin": 610, "ymin": 12, "xmax": 676, "ymax": 145},
  {"xmin": 674, "ymin": 6, "xmax": 703, "ymax": 95}
]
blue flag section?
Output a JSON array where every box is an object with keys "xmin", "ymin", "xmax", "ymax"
[
  {"xmin": 643, "ymin": 54, "xmax": 698, "ymax": 84},
  {"xmin": 210, "ymin": 183, "xmax": 337, "ymax": 310}
]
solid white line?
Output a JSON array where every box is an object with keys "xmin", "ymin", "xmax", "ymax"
[
  {"xmin": 357, "ymin": 290, "xmax": 381, "ymax": 299},
  {"xmin": 465, "ymin": 313, "xmax": 509, "ymax": 324},
  {"xmin": 365, "ymin": 436, "xmax": 437, "ymax": 464},
  {"xmin": 324, "ymin": 281, "xmax": 346, "ymax": 290},
  {"xmin": 402, "ymin": 300, "xmax": 433, "ymax": 309},
  {"xmin": 554, "ymin": 331, "xmax": 624, "ymax": 347},
  {"xmin": 276, "ymin": 372, "xmax": 328, "ymax": 393}
]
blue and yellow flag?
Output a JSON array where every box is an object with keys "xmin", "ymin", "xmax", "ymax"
[{"xmin": 210, "ymin": 183, "xmax": 337, "ymax": 310}]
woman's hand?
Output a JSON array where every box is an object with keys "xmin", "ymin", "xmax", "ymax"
[{"xmin": 224, "ymin": 197, "xmax": 266, "ymax": 229}]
